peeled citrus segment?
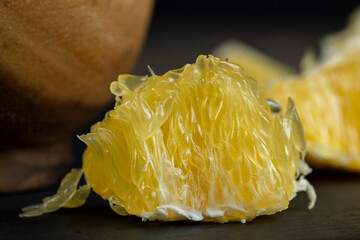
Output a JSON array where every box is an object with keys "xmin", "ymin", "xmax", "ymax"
[
  {"xmin": 79, "ymin": 55, "xmax": 315, "ymax": 222},
  {"xmin": 213, "ymin": 40, "xmax": 294, "ymax": 86},
  {"xmin": 265, "ymin": 54, "xmax": 360, "ymax": 172},
  {"xmin": 20, "ymin": 169, "xmax": 90, "ymax": 217}
]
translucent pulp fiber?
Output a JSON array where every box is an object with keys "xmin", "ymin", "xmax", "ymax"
[
  {"xmin": 78, "ymin": 55, "xmax": 315, "ymax": 222},
  {"xmin": 20, "ymin": 55, "xmax": 315, "ymax": 221}
]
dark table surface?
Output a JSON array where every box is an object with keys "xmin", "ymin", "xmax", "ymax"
[
  {"xmin": 2, "ymin": 13, "xmax": 360, "ymax": 240},
  {"xmin": 2, "ymin": 171, "xmax": 360, "ymax": 240}
]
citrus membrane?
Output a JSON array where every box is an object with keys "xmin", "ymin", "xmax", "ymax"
[
  {"xmin": 20, "ymin": 55, "xmax": 315, "ymax": 222},
  {"xmin": 20, "ymin": 169, "xmax": 90, "ymax": 217}
]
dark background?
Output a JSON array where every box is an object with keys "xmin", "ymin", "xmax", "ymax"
[
  {"xmin": 134, "ymin": 0, "xmax": 360, "ymax": 75},
  {"xmin": 2, "ymin": 1, "xmax": 360, "ymax": 239},
  {"xmin": 154, "ymin": 0, "xmax": 359, "ymax": 16}
]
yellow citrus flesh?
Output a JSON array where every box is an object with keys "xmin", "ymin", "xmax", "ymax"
[
  {"xmin": 78, "ymin": 55, "xmax": 314, "ymax": 222},
  {"xmin": 265, "ymin": 54, "xmax": 360, "ymax": 171},
  {"xmin": 213, "ymin": 40, "xmax": 294, "ymax": 86}
]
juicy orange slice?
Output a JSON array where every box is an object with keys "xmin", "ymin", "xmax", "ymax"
[
  {"xmin": 81, "ymin": 55, "xmax": 314, "ymax": 222},
  {"xmin": 266, "ymin": 8, "xmax": 360, "ymax": 172},
  {"xmin": 265, "ymin": 52, "xmax": 360, "ymax": 171},
  {"xmin": 20, "ymin": 55, "xmax": 315, "ymax": 222}
]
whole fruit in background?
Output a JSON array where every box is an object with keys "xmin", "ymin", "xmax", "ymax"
[{"xmin": 0, "ymin": 0, "xmax": 154, "ymax": 192}]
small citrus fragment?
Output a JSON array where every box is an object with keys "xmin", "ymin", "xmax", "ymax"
[{"xmin": 20, "ymin": 169, "xmax": 90, "ymax": 217}]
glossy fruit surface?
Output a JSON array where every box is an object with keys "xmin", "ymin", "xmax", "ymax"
[
  {"xmin": 76, "ymin": 55, "xmax": 315, "ymax": 222},
  {"xmin": 20, "ymin": 56, "xmax": 315, "ymax": 222}
]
